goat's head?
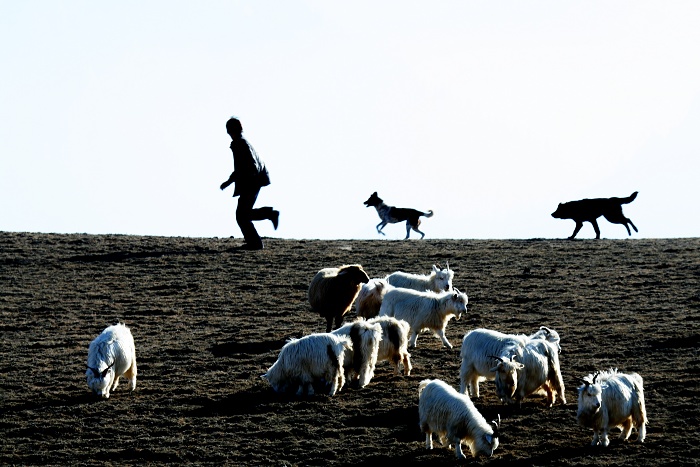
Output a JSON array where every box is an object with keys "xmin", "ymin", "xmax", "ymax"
[
  {"xmin": 86, "ymin": 360, "xmax": 116, "ymax": 398},
  {"xmin": 339, "ymin": 265, "xmax": 370, "ymax": 285},
  {"xmin": 538, "ymin": 326, "xmax": 562, "ymax": 353},
  {"xmin": 477, "ymin": 413, "xmax": 501, "ymax": 457},
  {"xmin": 432, "ymin": 263, "xmax": 454, "ymax": 291},
  {"xmin": 577, "ymin": 371, "xmax": 605, "ymax": 417},
  {"xmin": 449, "ymin": 289, "xmax": 468, "ymax": 319},
  {"xmin": 490, "ymin": 355, "xmax": 523, "ymax": 402},
  {"xmin": 484, "ymin": 414, "xmax": 501, "ymax": 455}
]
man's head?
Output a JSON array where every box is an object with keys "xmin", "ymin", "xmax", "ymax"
[{"xmin": 226, "ymin": 117, "xmax": 243, "ymax": 138}]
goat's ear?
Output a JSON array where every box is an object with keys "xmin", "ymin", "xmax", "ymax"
[
  {"xmin": 432, "ymin": 264, "xmax": 439, "ymax": 272},
  {"xmin": 485, "ymin": 434, "xmax": 493, "ymax": 444}
]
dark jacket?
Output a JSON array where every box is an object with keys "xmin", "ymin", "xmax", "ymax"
[{"xmin": 228, "ymin": 136, "xmax": 270, "ymax": 197}]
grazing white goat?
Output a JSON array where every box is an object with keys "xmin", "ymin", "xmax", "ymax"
[
  {"xmin": 309, "ymin": 264, "xmax": 370, "ymax": 332},
  {"xmin": 418, "ymin": 379, "xmax": 501, "ymax": 459},
  {"xmin": 577, "ymin": 369, "xmax": 647, "ymax": 447},
  {"xmin": 262, "ymin": 333, "xmax": 351, "ymax": 396},
  {"xmin": 385, "ymin": 263, "xmax": 453, "ymax": 293},
  {"xmin": 379, "ymin": 288, "xmax": 468, "ymax": 348},
  {"xmin": 86, "ymin": 323, "xmax": 137, "ymax": 399},
  {"xmin": 459, "ymin": 326, "xmax": 562, "ymax": 397},
  {"xmin": 355, "ymin": 279, "xmax": 393, "ymax": 319},
  {"xmin": 492, "ymin": 338, "xmax": 566, "ymax": 406},
  {"xmin": 331, "ymin": 320, "xmax": 382, "ymax": 388},
  {"xmin": 366, "ymin": 316, "xmax": 412, "ymax": 376}
]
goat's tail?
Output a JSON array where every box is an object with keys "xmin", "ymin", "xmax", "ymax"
[{"xmin": 632, "ymin": 375, "xmax": 648, "ymax": 426}]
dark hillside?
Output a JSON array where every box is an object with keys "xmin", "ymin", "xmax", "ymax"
[{"xmin": 1, "ymin": 233, "xmax": 698, "ymax": 465}]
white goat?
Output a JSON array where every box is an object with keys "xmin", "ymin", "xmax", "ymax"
[
  {"xmin": 262, "ymin": 333, "xmax": 351, "ymax": 396},
  {"xmin": 385, "ymin": 263, "xmax": 453, "ymax": 293},
  {"xmin": 308, "ymin": 264, "xmax": 370, "ymax": 332},
  {"xmin": 418, "ymin": 379, "xmax": 501, "ymax": 460},
  {"xmin": 86, "ymin": 323, "xmax": 137, "ymax": 399},
  {"xmin": 492, "ymin": 339, "xmax": 566, "ymax": 406},
  {"xmin": 331, "ymin": 320, "xmax": 382, "ymax": 388},
  {"xmin": 379, "ymin": 288, "xmax": 468, "ymax": 348},
  {"xmin": 366, "ymin": 316, "xmax": 412, "ymax": 376},
  {"xmin": 577, "ymin": 369, "xmax": 648, "ymax": 447},
  {"xmin": 459, "ymin": 326, "xmax": 562, "ymax": 398},
  {"xmin": 355, "ymin": 279, "xmax": 393, "ymax": 319}
]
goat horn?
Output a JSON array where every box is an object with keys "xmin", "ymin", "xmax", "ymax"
[
  {"xmin": 491, "ymin": 414, "xmax": 501, "ymax": 435},
  {"xmin": 492, "ymin": 414, "xmax": 501, "ymax": 427},
  {"xmin": 101, "ymin": 361, "xmax": 116, "ymax": 377},
  {"xmin": 592, "ymin": 371, "xmax": 600, "ymax": 384}
]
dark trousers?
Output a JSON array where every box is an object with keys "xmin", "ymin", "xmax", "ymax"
[{"xmin": 236, "ymin": 188, "xmax": 274, "ymax": 248}]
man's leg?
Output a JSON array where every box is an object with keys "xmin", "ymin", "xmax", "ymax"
[{"xmin": 236, "ymin": 190, "xmax": 263, "ymax": 249}]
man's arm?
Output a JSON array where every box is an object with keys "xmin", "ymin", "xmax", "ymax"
[{"xmin": 220, "ymin": 172, "xmax": 236, "ymax": 190}]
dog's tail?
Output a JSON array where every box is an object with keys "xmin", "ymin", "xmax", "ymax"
[
  {"xmin": 621, "ymin": 192, "xmax": 638, "ymax": 204},
  {"xmin": 422, "ymin": 210, "xmax": 434, "ymax": 218}
]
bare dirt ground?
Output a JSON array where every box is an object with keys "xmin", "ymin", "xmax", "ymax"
[{"xmin": 1, "ymin": 232, "xmax": 699, "ymax": 466}]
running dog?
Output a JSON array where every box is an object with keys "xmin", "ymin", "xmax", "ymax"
[
  {"xmin": 551, "ymin": 192, "xmax": 638, "ymax": 239},
  {"xmin": 364, "ymin": 192, "xmax": 434, "ymax": 239}
]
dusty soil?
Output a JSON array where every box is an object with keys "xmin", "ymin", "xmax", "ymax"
[{"xmin": 1, "ymin": 232, "xmax": 699, "ymax": 466}]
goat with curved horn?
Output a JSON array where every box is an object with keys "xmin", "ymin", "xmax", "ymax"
[{"xmin": 86, "ymin": 323, "xmax": 137, "ymax": 399}]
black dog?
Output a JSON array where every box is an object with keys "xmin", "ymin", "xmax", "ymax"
[
  {"xmin": 364, "ymin": 192, "xmax": 434, "ymax": 239},
  {"xmin": 552, "ymin": 192, "xmax": 638, "ymax": 239}
]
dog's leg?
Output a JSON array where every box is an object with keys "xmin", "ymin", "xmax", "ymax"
[
  {"xmin": 604, "ymin": 212, "xmax": 638, "ymax": 235},
  {"xmin": 569, "ymin": 222, "xmax": 584, "ymax": 240},
  {"xmin": 376, "ymin": 222, "xmax": 387, "ymax": 236},
  {"xmin": 620, "ymin": 219, "xmax": 638, "ymax": 235},
  {"xmin": 325, "ymin": 316, "xmax": 334, "ymax": 333},
  {"xmin": 591, "ymin": 219, "xmax": 601, "ymax": 239},
  {"xmin": 404, "ymin": 222, "xmax": 412, "ymax": 240},
  {"xmin": 622, "ymin": 222, "xmax": 632, "ymax": 235},
  {"xmin": 414, "ymin": 227, "xmax": 426, "ymax": 239}
]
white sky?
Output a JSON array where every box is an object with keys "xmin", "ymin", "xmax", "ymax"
[{"xmin": 2, "ymin": 1, "xmax": 699, "ymax": 240}]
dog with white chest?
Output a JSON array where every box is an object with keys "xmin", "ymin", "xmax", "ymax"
[{"xmin": 364, "ymin": 192, "xmax": 433, "ymax": 239}]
